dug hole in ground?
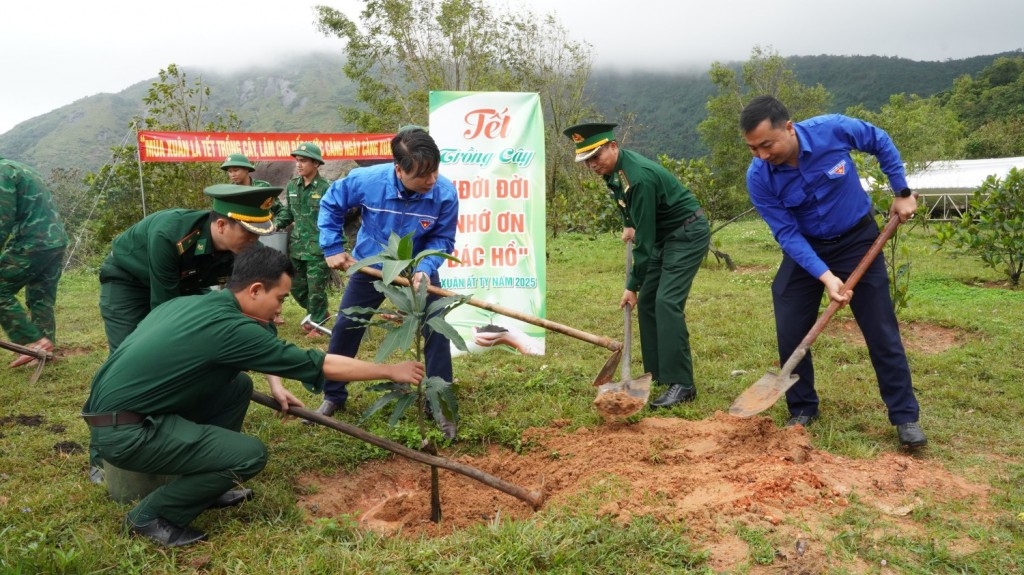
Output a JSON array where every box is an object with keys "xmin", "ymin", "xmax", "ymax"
[{"xmin": 297, "ymin": 322, "xmax": 986, "ymax": 573}]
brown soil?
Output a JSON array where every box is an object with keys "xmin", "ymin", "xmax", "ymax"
[
  {"xmin": 593, "ymin": 390, "xmax": 645, "ymax": 420},
  {"xmin": 826, "ymin": 319, "xmax": 967, "ymax": 355},
  {"xmin": 297, "ymin": 412, "xmax": 989, "ymax": 572}
]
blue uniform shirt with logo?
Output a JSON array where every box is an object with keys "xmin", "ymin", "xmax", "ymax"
[
  {"xmin": 745, "ymin": 114, "xmax": 908, "ymax": 279},
  {"xmin": 317, "ymin": 162, "xmax": 458, "ymax": 276}
]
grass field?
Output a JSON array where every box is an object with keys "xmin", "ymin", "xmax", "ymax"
[{"xmin": 1, "ymin": 220, "xmax": 1022, "ymax": 574}]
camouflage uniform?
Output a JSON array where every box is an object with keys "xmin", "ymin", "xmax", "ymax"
[
  {"xmin": 274, "ymin": 173, "xmax": 331, "ymax": 323},
  {"xmin": 0, "ymin": 158, "xmax": 68, "ymax": 344}
]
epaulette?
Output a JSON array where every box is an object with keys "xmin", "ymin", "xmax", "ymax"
[
  {"xmin": 176, "ymin": 229, "xmax": 201, "ymax": 255},
  {"xmin": 618, "ymin": 169, "xmax": 631, "ymax": 194}
]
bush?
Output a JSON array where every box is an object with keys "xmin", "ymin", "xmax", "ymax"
[{"xmin": 935, "ymin": 167, "xmax": 1024, "ymax": 285}]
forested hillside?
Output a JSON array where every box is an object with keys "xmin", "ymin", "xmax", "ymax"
[{"xmin": 1, "ymin": 51, "xmax": 1020, "ymax": 174}]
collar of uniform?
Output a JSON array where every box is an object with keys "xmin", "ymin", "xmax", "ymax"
[
  {"xmin": 389, "ymin": 167, "xmax": 432, "ymax": 201},
  {"xmin": 195, "ymin": 215, "xmax": 217, "ymax": 255}
]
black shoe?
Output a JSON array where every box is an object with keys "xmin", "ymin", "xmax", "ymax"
[
  {"xmin": 88, "ymin": 465, "xmax": 105, "ymax": 485},
  {"xmin": 303, "ymin": 399, "xmax": 343, "ymax": 425},
  {"xmin": 650, "ymin": 384, "xmax": 696, "ymax": 409},
  {"xmin": 785, "ymin": 414, "xmax": 819, "ymax": 428},
  {"xmin": 896, "ymin": 422, "xmax": 928, "ymax": 449},
  {"xmin": 124, "ymin": 516, "xmax": 206, "ymax": 547},
  {"xmin": 209, "ymin": 488, "xmax": 253, "ymax": 508}
]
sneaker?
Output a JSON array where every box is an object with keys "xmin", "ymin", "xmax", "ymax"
[
  {"xmin": 785, "ymin": 414, "xmax": 819, "ymax": 428},
  {"xmin": 896, "ymin": 422, "xmax": 928, "ymax": 449}
]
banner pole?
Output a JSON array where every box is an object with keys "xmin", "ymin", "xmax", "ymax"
[{"xmin": 133, "ymin": 121, "xmax": 147, "ymax": 217}]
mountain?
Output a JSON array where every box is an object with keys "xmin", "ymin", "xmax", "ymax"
[
  {"xmin": 2, "ymin": 51, "xmax": 1020, "ymax": 175},
  {"xmin": 0, "ymin": 53, "xmax": 356, "ymax": 176},
  {"xmin": 588, "ymin": 51, "xmax": 1023, "ymax": 160}
]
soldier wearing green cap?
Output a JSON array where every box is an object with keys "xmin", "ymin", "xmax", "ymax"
[
  {"xmin": 220, "ymin": 153, "xmax": 271, "ymax": 188},
  {"xmin": 90, "ymin": 184, "xmax": 281, "ymax": 482},
  {"xmin": 99, "ymin": 184, "xmax": 280, "ymax": 354},
  {"xmin": 82, "ymin": 243, "xmax": 424, "ymax": 547},
  {"xmin": 0, "ymin": 157, "xmax": 68, "ymax": 368},
  {"xmin": 564, "ymin": 122, "xmax": 710, "ymax": 409},
  {"xmin": 273, "ymin": 142, "xmax": 332, "ymax": 335}
]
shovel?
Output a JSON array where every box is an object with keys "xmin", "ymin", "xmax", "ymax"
[
  {"xmin": 729, "ymin": 215, "xmax": 903, "ymax": 418},
  {"xmin": 357, "ymin": 267, "xmax": 624, "ymax": 383},
  {"xmin": 594, "ymin": 240, "xmax": 652, "ymax": 417}
]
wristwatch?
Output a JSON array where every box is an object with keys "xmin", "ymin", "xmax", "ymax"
[{"xmin": 896, "ymin": 188, "xmax": 913, "ymax": 198}]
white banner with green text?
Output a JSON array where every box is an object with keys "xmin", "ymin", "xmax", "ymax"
[{"xmin": 429, "ymin": 91, "xmax": 547, "ymax": 356}]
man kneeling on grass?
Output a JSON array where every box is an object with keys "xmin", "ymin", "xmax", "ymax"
[{"xmin": 81, "ymin": 244, "xmax": 424, "ymax": 547}]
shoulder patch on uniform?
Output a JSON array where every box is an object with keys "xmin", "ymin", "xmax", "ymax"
[
  {"xmin": 176, "ymin": 229, "xmax": 201, "ymax": 255},
  {"xmin": 618, "ymin": 169, "xmax": 631, "ymax": 194}
]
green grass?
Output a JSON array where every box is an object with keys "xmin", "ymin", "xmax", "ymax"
[{"xmin": 2, "ymin": 220, "xmax": 1022, "ymax": 574}]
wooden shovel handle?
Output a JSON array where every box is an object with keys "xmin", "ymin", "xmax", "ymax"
[
  {"xmin": 358, "ymin": 267, "xmax": 622, "ymax": 352},
  {"xmin": 778, "ymin": 215, "xmax": 902, "ymax": 377}
]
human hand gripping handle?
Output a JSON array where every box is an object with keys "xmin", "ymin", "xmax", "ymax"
[{"xmin": 325, "ymin": 252, "xmax": 357, "ymax": 271}]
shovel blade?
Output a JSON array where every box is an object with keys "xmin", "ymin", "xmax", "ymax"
[
  {"xmin": 592, "ymin": 349, "xmax": 622, "ymax": 387},
  {"xmin": 595, "ymin": 373, "xmax": 652, "ymax": 419},
  {"xmin": 729, "ymin": 371, "xmax": 800, "ymax": 418}
]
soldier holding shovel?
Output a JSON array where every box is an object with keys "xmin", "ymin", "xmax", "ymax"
[{"xmin": 564, "ymin": 123, "xmax": 709, "ymax": 409}]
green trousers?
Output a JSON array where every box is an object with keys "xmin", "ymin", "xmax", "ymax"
[
  {"xmin": 98, "ymin": 280, "xmax": 151, "ymax": 354},
  {"xmin": 290, "ymin": 257, "xmax": 331, "ymax": 323},
  {"xmin": 88, "ymin": 372, "xmax": 265, "ymax": 528},
  {"xmin": 0, "ymin": 247, "xmax": 64, "ymax": 344},
  {"xmin": 636, "ymin": 219, "xmax": 709, "ymax": 387}
]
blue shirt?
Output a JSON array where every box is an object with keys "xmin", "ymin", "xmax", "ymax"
[
  {"xmin": 318, "ymin": 162, "xmax": 459, "ymax": 277},
  {"xmin": 745, "ymin": 114, "xmax": 908, "ymax": 279}
]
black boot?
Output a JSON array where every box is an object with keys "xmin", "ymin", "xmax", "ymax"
[
  {"xmin": 650, "ymin": 384, "xmax": 696, "ymax": 409},
  {"xmin": 124, "ymin": 516, "xmax": 206, "ymax": 547}
]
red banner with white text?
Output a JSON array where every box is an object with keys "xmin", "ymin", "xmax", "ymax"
[{"xmin": 137, "ymin": 131, "xmax": 394, "ymax": 162}]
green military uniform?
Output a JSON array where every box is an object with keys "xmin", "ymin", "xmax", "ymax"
[
  {"xmin": 98, "ymin": 185, "xmax": 280, "ymax": 353},
  {"xmin": 0, "ymin": 157, "xmax": 68, "ymax": 345},
  {"xmin": 83, "ymin": 289, "xmax": 327, "ymax": 528},
  {"xmin": 565, "ymin": 124, "xmax": 709, "ymax": 392},
  {"xmin": 273, "ymin": 143, "xmax": 331, "ymax": 323}
]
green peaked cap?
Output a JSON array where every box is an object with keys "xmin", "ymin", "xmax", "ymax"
[
  {"xmin": 204, "ymin": 184, "xmax": 281, "ymax": 235},
  {"xmin": 220, "ymin": 153, "xmax": 256, "ymax": 171},
  {"xmin": 562, "ymin": 122, "xmax": 618, "ymax": 162}
]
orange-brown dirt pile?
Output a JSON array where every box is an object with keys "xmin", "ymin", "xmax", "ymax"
[
  {"xmin": 297, "ymin": 412, "xmax": 989, "ymax": 571},
  {"xmin": 593, "ymin": 390, "xmax": 645, "ymax": 420}
]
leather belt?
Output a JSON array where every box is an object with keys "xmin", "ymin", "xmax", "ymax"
[
  {"xmin": 809, "ymin": 213, "xmax": 874, "ymax": 244},
  {"xmin": 81, "ymin": 411, "xmax": 146, "ymax": 427},
  {"xmin": 681, "ymin": 208, "xmax": 705, "ymax": 228}
]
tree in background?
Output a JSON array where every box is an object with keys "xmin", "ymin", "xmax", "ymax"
[
  {"xmin": 942, "ymin": 56, "xmax": 1024, "ymax": 158},
  {"xmin": 87, "ymin": 65, "xmax": 241, "ymax": 244},
  {"xmin": 935, "ymin": 167, "xmax": 1024, "ymax": 286},
  {"xmin": 698, "ymin": 46, "xmax": 830, "ymax": 220},
  {"xmin": 314, "ymin": 0, "xmax": 598, "ymax": 233}
]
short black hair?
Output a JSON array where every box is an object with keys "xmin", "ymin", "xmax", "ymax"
[
  {"xmin": 391, "ymin": 127, "xmax": 440, "ymax": 177},
  {"xmin": 740, "ymin": 95, "xmax": 791, "ymax": 133},
  {"xmin": 226, "ymin": 243, "xmax": 295, "ymax": 293}
]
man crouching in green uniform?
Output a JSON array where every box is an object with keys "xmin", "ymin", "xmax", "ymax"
[
  {"xmin": 82, "ymin": 243, "xmax": 424, "ymax": 547},
  {"xmin": 564, "ymin": 123, "xmax": 710, "ymax": 409},
  {"xmin": 99, "ymin": 184, "xmax": 280, "ymax": 354}
]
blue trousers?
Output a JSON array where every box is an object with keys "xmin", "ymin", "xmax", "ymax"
[
  {"xmin": 771, "ymin": 218, "xmax": 920, "ymax": 425},
  {"xmin": 324, "ymin": 271, "xmax": 452, "ymax": 405}
]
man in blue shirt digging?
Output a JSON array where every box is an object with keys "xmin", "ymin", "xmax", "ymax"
[{"xmin": 740, "ymin": 95, "xmax": 926, "ymax": 449}]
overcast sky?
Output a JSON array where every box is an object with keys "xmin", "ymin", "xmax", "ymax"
[{"xmin": 2, "ymin": 0, "xmax": 1022, "ymax": 134}]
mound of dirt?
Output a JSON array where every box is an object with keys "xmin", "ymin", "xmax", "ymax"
[
  {"xmin": 297, "ymin": 412, "xmax": 989, "ymax": 572},
  {"xmin": 593, "ymin": 390, "xmax": 645, "ymax": 420}
]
